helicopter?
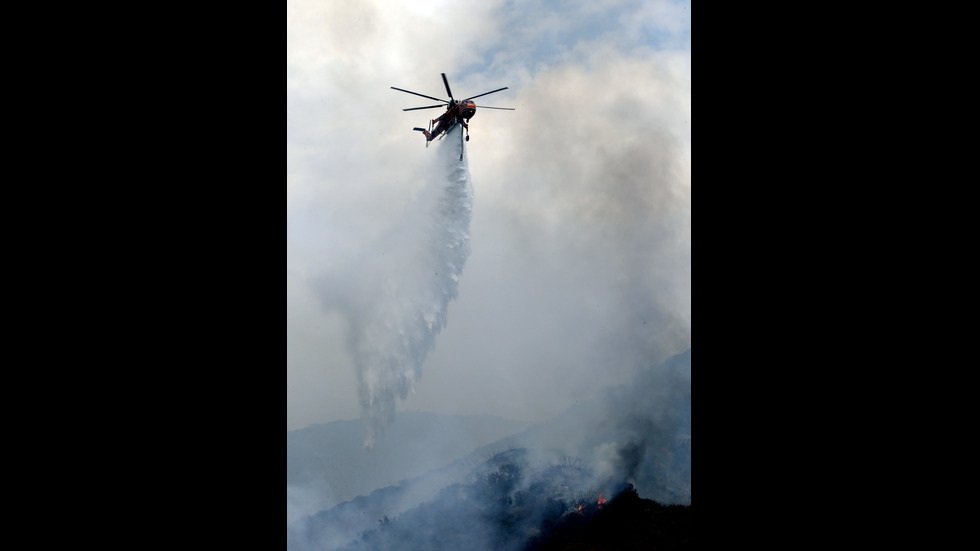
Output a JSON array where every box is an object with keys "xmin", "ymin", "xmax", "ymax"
[{"xmin": 391, "ymin": 73, "xmax": 515, "ymax": 161}]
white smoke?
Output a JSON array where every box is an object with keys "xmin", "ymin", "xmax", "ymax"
[{"xmin": 330, "ymin": 125, "xmax": 473, "ymax": 449}]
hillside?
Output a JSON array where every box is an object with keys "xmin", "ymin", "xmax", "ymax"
[
  {"xmin": 325, "ymin": 451, "xmax": 691, "ymax": 551},
  {"xmin": 288, "ymin": 349, "xmax": 691, "ymax": 550}
]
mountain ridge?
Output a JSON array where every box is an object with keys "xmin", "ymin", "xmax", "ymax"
[{"xmin": 288, "ymin": 410, "xmax": 533, "ymax": 515}]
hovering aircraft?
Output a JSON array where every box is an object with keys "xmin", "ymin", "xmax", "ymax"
[{"xmin": 391, "ymin": 73, "xmax": 515, "ymax": 161}]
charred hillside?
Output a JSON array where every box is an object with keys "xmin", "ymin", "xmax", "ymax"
[{"xmin": 333, "ymin": 450, "xmax": 690, "ymax": 551}]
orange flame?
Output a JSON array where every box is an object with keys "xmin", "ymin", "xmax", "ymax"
[{"xmin": 597, "ymin": 492, "xmax": 607, "ymax": 509}]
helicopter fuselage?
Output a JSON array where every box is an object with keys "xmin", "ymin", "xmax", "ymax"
[{"xmin": 426, "ymin": 100, "xmax": 476, "ymax": 142}]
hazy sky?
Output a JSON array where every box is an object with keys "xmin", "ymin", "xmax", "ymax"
[{"xmin": 287, "ymin": 0, "xmax": 691, "ymax": 432}]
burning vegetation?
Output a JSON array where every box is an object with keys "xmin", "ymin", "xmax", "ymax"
[{"xmin": 526, "ymin": 484, "xmax": 692, "ymax": 551}]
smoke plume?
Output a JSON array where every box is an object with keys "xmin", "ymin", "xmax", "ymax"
[{"xmin": 325, "ymin": 126, "xmax": 473, "ymax": 449}]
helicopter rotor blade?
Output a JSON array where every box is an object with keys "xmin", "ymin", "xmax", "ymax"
[
  {"xmin": 403, "ymin": 104, "xmax": 448, "ymax": 111},
  {"xmin": 464, "ymin": 87, "xmax": 508, "ymax": 101},
  {"xmin": 476, "ymin": 105, "xmax": 516, "ymax": 110},
  {"xmin": 441, "ymin": 73, "xmax": 454, "ymax": 101},
  {"xmin": 391, "ymin": 86, "xmax": 448, "ymax": 103}
]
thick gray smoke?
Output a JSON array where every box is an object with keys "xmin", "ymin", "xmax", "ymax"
[{"xmin": 325, "ymin": 126, "xmax": 473, "ymax": 449}]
